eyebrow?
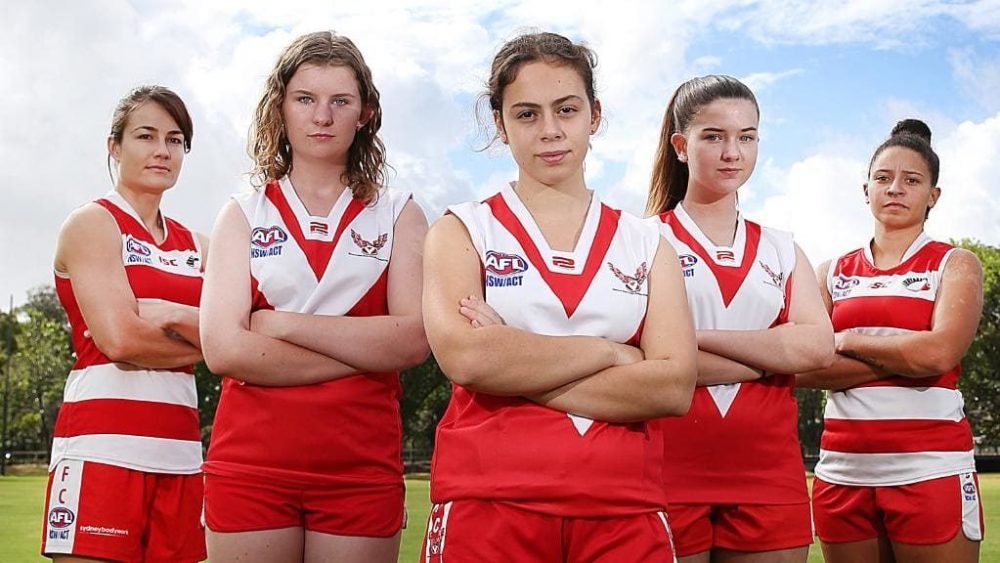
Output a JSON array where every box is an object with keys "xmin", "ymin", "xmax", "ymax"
[
  {"xmin": 288, "ymin": 88, "xmax": 357, "ymax": 98},
  {"xmin": 509, "ymin": 95, "xmax": 585, "ymax": 111},
  {"xmin": 131, "ymin": 125, "xmax": 184, "ymax": 136},
  {"xmin": 874, "ymin": 168, "xmax": 925, "ymax": 176},
  {"xmin": 699, "ymin": 126, "xmax": 758, "ymax": 132}
]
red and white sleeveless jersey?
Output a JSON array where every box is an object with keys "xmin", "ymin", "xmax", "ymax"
[
  {"xmin": 203, "ymin": 178, "xmax": 411, "ymax": 486},
  {"xmin": 52, "ymin": 191, "xmax": 203, "ymax": 474},
  {"xmin": 431, "ymin": 184, "xmax": 664, "ymax": 517},
  {"xmin": 652, "ymin": 204, "xmax": 807, "ymax": 504},
  {"xmin": 816, "ymin": 233, "xmax": 974, "ymax": 486}
]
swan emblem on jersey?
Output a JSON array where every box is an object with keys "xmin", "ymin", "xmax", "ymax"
[
  {"xmin": 350, "ymin": 230, "xmax": 388, "ymax": 259},
  {"xmin": 607, "ymin": 261, "xmax": 649, "ymax": 295},
  {"xmin": 903, "ymin": 276, "xmax": 931, "ymax": 292},
  {"xmin": 759, "ymin": 261, "xmax": 784, "ymax": 289}
]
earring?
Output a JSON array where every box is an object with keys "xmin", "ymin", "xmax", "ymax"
[{"xmin": 356, "ymin": 123, "xmax": 364, "ymax": 130}]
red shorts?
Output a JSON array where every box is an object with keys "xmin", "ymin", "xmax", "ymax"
[
  {"xmin": 204, "ymin": 472, "xmax": 404, "ymax": 537},
  {"xmin": 41, "ymin": 459, "xmax": 205, "ymax": 562},
  {"xmin": 813, "ymin": 473, "xmax": 985, "ymax": 545},
  {"xmin": 666, "ymin": 501, "xmax": 813, "ymax": 556},
  {"xmin": 420, "ymin": 500, "xmax": 676, "ymax": 562}
]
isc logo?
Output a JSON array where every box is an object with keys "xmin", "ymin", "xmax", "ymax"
[
  {"xmin": 251, "ymin": 226, "xmax": 289, "ymax": 248},
  {"xmin": 484, "ymin": 251, "xmax": 528, "ymax": 276},
  {"xmin": 48, "ymin": 507, "xmax": 75, "ymax": 529}
]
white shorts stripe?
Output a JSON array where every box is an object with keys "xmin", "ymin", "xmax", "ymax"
[
  {"xmin": 657, "ymin": 511, "xmax": 678, "ymax": 563},
  {"xmin": 825, "ymin": 386, "xmax": 965, "ymax": 421},
  {"xmin": 960, "ymin": 473, "xmax": 983, "ymax": 541},
  {"xmin": 64, "ymin": 363, "xmax": 197, "ymax": 408},
  {"xmin": 43, "ymin": 459, "xmax": 84, "ymax": 554}
]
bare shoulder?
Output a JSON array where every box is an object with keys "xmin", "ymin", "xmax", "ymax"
[{"xmin": 944, "ymin": 248, "xmax": 983, "ymax": 278}]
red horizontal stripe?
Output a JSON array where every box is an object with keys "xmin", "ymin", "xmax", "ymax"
[
  {"xmin": 832, "ymin": 295, "xmax": 933, "ymax": 332},
  {"xmin": 54, "ymin": 398, "xmax": 200, "ymax": 441},
  {"xmin": 822, "ymin": 418, "xmax": 972, "ymax": 453}
]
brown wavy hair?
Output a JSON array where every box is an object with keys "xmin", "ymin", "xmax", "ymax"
[
  {"xmin": 646, "ymin": 75, "xmax": 758, "ymax": 216},
  {"xmin": 248, "ymin": 31, "xmax": 386, "ymax": 202}
]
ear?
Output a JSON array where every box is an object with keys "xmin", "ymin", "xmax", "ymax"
[
  {"xmin": 928, "ymin": 185, "xmax": 941, "ymax": 209},
  {"xmin": 863, "ymin": 183, "xmax": 870, "ymax": 203},
  {"xmin": 670, "ymin": 132, "xmax": 688, "ymax": 163},
  {"xmin": 590, "ymin": 99, "xmax": 602, "ymax": 134},
  {"xmin": 493, "ymin": 109, "xmax": 508, "ymax": 144},
  {"xmin": 107, "ymin": 136, "xmax": 120, "ymax": 162},
  {"xmin": 357, "ymin": 105, "xmax": 375, "ymax": 129}
]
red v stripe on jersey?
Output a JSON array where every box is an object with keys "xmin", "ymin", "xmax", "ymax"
[
  {"xmin": 486, "ymin": 193, "xmax": 620, "ymax": 318},
  {"xmin": 265, "ymin": 182, "xmax": 365, "ymax": 280},
  {"xmin": 660, "ymin": 211, "xmax": 761, "ymax": 307}
]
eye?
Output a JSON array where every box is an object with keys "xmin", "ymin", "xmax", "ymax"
[
  {"xmin": 704, "ymin": 133, "xmax": 723, "ymax": 141},
  {"xmin": 516, "ymin": 110, "xmax": 536, "ymax": 120},
  {"xmin": 740, "ymin": 134, "xmax": 757, "ymax": 142},
  {"xmin": 905, "ymin": 177, "xmax": 920, "ymax": 185},
  {"xmin": 137, "ymin": 133, "xmax": 153, "ymax": 140},
  {"xmin": 333, "ymin": 97, "xmax": 348, "ymax": 107},
  {"xmin": 558, "ymin": 105, "xmax": 578, "ymax": 115},
  {"xmin": 873, "ymin": 174, "xmax": 890, "ymax": 182},
  {"xmin": 167, "ymin": 137, "xmax": 184, "ymax": 145},
  {"xmin": 296, "ymin": 96, "xmax": 313, "ymax": 105}
]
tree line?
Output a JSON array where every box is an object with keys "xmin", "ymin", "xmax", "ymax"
[{"xmin": 3, "ymin": 240, "xmax": 998, "ymax": 470}]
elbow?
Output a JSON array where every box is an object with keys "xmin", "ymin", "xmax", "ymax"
[
  {"xmin": 201, "ymin": 335, "xmax": 240, "ymax": 377},
  {"xmin": 790, "ymin": 330, "xmax": 835, "ymax": 372},
  {"xmin": 911, "ymin": 351, "xmax": 959, "ymax": 378},
  {"xmin": 402, "ymin": 331, "xmax": 432, "ymax": 370},
  {"xmin": 95, "ymin": 334, "xmax": 135, "ymax": 364},
  {"xmin": 655, "ymin": 358, "xmax": 697, "ymax": 417},
  {"xmin": 435, "ymin": 347, "xmax": 487, "ymax": 388}
]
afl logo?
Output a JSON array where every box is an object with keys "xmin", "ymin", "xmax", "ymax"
[
  {"xmin": 125, "ymin": 237, "xmax": 151, "ymax": 256},
  {"xmin": 963, "ymin": 482, "xmax": 977, "ymax": 496},
  {"xmin": 484, "ymin": 251, "xmax": 528, "ymax": 277},
  {"xmin": 251, "ymin": 226, "xmax": 288, "ymax": 248},
  {"xmin": 48, "ymin": 507, "xmax": 75, "ymax": 529},
  {"xmin": 678, "ymin": 254, "xmax": 698, "ymax": 268},
  {"xmin": 833, "ymin": 275, "xmax": 860, "ymax": 291}
]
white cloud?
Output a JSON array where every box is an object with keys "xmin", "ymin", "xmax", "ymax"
[
  {"xmin": 740, "ymin": 69, "xmax": 803, "ymax": 92},
  {"xmin": 949, "ymin": 47, "xmax": 1000, "ymax": 114}
]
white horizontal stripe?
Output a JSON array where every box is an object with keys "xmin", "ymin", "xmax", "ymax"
[
  {"xmin": 64, "ymin": 363, "xmax": 197, "ymax": 408},
  {"xmin": 832, "ymin": 271, "xmax": 938, "ymax": 301},
  {"xmin": 815, "ymin": 449, "xmax": 975, "ymax": 486},
  {"xmin": 826, "ymin": 386, "xmax": 965, "ymax": 421},
  {"xmin": 850, "ymin": 326, "xmax": 914, "ymax": 337},
  {"xmin": 51, "ymin": 434, "xmax": 202, "ymax": 474}
]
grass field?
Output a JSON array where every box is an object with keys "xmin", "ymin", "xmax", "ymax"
[{"xmin": 3, "ymin": 474, "xmax": 997, "ymax": 562}]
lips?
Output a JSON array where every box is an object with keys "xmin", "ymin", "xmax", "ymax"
[
  {"xmin": 146, "ymin": 165, "xmax": 171, "ymax": 173},
  {"xmin": 538, "ymin": 151, "xmax": 568, "ymax": 164},
  {"xmin": 718, "ymin": 168, "xmax": 741, "ymax": 177},
  {"xmin": 308, "ymin": 133, "xmax": 334, "ymax": 139}
]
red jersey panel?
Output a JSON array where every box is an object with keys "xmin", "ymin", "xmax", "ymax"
[
  {"xmin": 52, "ymin": 192, "xmax": 203, "ymax": 474},
  {"xmin": 816, "ymin": 233, "xmax": 975, "ymax": 486},
  {"xmin": 431, "ymin": 184, "xmax": 665, "ymax": 517},
  {"xmin": 653, "ymin": 204, "xmax": 807, "ymax": 505},
  {"xmin": 204, "ymin": 178, "xmax": 411, "ymax": 486}
]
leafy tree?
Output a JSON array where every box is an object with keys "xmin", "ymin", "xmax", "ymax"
[{"xmin": 400, "ymin": 355, "xmax": 450, "ymax": 455}]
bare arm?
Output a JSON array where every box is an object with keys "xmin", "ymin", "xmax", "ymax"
[
  {"xmin": 138, "ymin": 299, "xmax": 201, "ymax": 347},
  {"xmin": 833, "ymin": 249, "xmax": 983, "ymax": 377},
  {"xmin": 524, "ymin": 240, "xmax": 698, "ymax": 421},
  {"xmin": 55, "ymin": 204, "xmax": 201, "ymax": 368},
  {"xmin": 422, "ymin": 214, "xmax": 635, "ymax": 396},
  {"xmin": 199, "ymin": 200, "xmax": 359, "ymax": 386},
  {"xmin": 697, "ymin": 351, "xmax": 764, "ymax": 386},
  {"xmin": 249, "ymin": 200, "xmax": 430, "ymax": 372},
  {"xmin": 697, "ymin": 244, "xmax": 834, "ymax": 374}
]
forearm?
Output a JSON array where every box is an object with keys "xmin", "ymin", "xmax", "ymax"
[
  {"xmin": 203, "ymin": 328, "xmax": 360, "ymax": 386},
  {"xmin": 162, "ymin": 306, "xmax": 201, "ymax": 348},
  {"xmin": 527, "ymin": 358, "xmax": 694, "ymax": 422},
  {"xmin": 257, "ymin": 311, "xmax": 428, "ymax": 372},
  {"xmin": 697, "ymin": 324, "xmax": 833, "ymax": 374},
  {"xmin": 97, "ymin": 321, "xmax": 203, "ymax": 369},
  {"xmin": 434, "ymin": 325, "xmax": 619, "ymax": 396},
  {"xmin": 795, "ymin": 353, "xmax": 888, "ymax": 390},
  {"xmin": 696, "ymin": 351, "xmax": 763, "ymax": 386},
  {"xmin": 837, "ymin": 330, "xmax": 956, "ymax": 378}
]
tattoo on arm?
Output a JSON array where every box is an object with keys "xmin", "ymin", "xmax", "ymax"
[{"xmin": 840, "ymin": 350, "xmax": 886, "ymax": 370}]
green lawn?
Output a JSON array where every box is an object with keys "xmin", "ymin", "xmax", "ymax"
[{"xmin": 3, "ymin": 474, "xmax": 996, "ymax": 562}]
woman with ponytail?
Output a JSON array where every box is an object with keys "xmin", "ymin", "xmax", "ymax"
[
  {"xmin": 798, "ymin": 119, "xmax": 984, "ymax": 562},
  {"xmin": 647, "ymin": 75, "xmax": 834, "ymax": 562}
]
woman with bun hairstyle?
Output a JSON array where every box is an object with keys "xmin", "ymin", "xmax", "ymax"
[
  {"xmin": 798, "ymin": 119, "xmax": 984, "ymax": 563},
  {"xmin": 199, "ymin": 31, "xmax": 429, "ymax": 563},
  {"xmin": 43, "ymin": 85, "xmax": 207, "ymax": 562},
  {"xmin": 421, "ymin": 31, "xmax": 698, "ymax": 562},
  {"xmin": 646, "ymin": 75, "xmax": 834, "ymax": 562}
]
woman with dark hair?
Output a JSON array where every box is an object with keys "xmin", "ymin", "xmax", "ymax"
[
  {"xmin": 200, "ymin": 31, "xmax": 429, "ymax": 563},
  {"xmin": 421, "ymin": 31, "xmax": 697, "ymax": 562},
  {"xmin": 799, "ymin": 119, "xmax": 984, "ymax": 563},
  {"xmin": 647, "ymin": 75, "xmax": 834, "ymax": 563},
  {"xmin": 43, "ymin": 85, "xmax": 206, "ymax": 562}
]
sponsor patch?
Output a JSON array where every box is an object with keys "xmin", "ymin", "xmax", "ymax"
[
  {"xmin": 124, "ymin": 236, "xmax": 154, "ymax": 264},
  {"xmin": 832, "ymin": 274, "xmax": 860, "ymax": 298},
  {"xmin": 903, "ymin": 276, "xmax": 931, "ymax": 292},
  {"xmin": 48, "ymin": 507, "xmax": 75, "ymax": 529},
  {"xmin": 250, "ymin": 226, "xmax": 288, "ymax": 258},
  {"xmin": 484, "ymin": 251, "xmax": 528, "ymax": 288},
  {"xmin": 678, "ymin": 254, "xmax": 698, "ymax": 278}
]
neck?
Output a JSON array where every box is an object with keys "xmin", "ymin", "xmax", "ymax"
[
  {"xmin": 288, "ymin": 158, "xmax": 347, "ymax": 215},
  {"xmin": 514, "ymin": 168, "xmax": 591, "ymax": 211},
  {"xmin": 115, "ymin": 184, "xmax": 163, "ymax": 235},
  {"xmin": 680, "ymin": 189, "xmax": 739, "ymax": 246},
  {"xmin": 871, "ymin": 222, "xmax": 924, "ymax": 268}
]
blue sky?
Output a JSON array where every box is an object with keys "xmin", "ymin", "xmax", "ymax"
[{"xmin": 2, "ymin": 0, "xmax": 999, "ymax": 304}]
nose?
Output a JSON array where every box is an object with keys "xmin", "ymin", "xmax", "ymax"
[
  {"xmin": 153, "ymin": 137, "xmax": 171, "ymax": 159},
  {"xmin": 887, "ymin": 177, "xmax": 905, "ymax": 195},
  {"xmin": 313, "ymin": 101, "xmax": 334, "ymax": 126},
  {"xmin": 721, "ymin": 137, "xmax": 740, "ymax": 162},
  {"xmin": 539, "ymin": 111, "xmax": 564, "ymax": 142}
]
